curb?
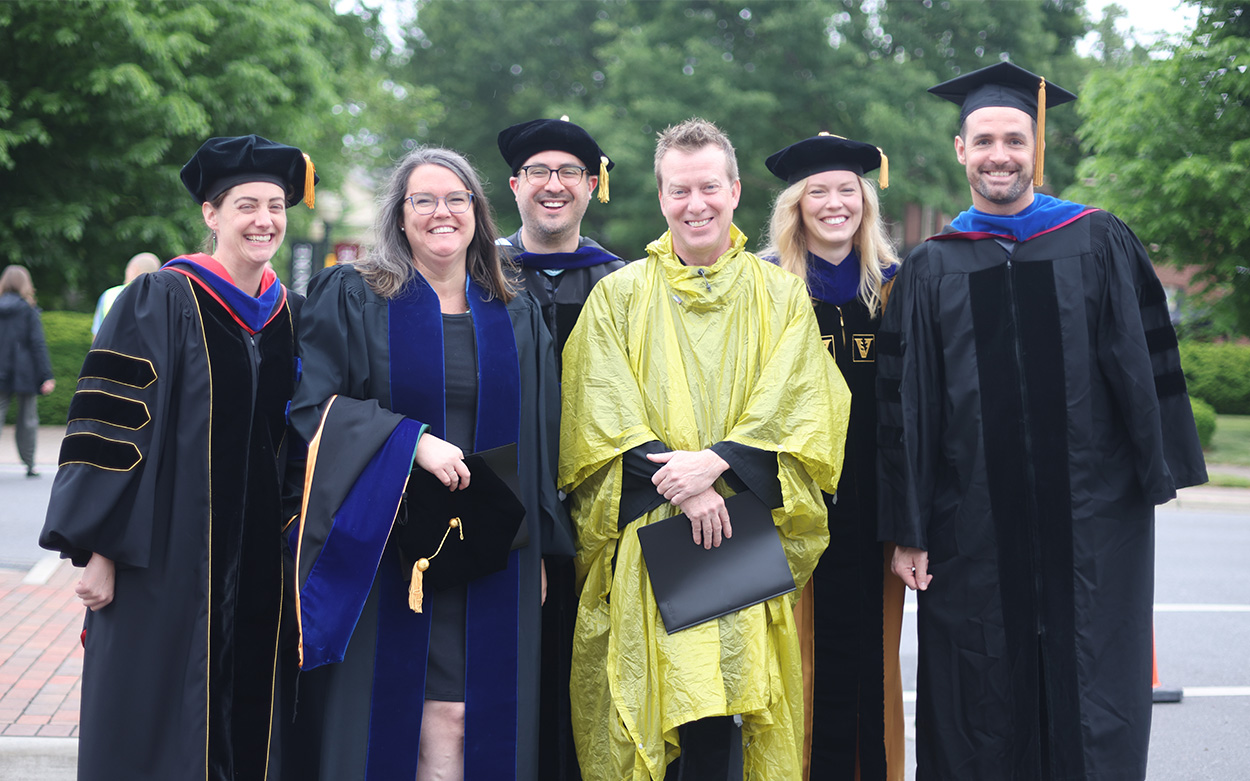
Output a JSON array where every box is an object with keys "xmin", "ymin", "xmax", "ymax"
[{"xmin": 0, "ymin": 737, "xmax": 76, "ymax": 781}]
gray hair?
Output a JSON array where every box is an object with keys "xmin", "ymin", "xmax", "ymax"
[{"xmin": 356, "ymin": 146, "xmax": 513, "ymax": 301}]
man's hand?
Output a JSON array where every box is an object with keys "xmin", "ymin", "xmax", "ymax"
[
  {"xmin": 647, "ymin": 449, "xmax": 730, "ymax": 506},
  {"xmin": 892, "ymin": 545, "xmax": 932, "ymax": 591},
  {"xmin": 676, "ymin": 487, "xmax": 732, "ymax": 549},
  {"xmin": 540, "ymin": 558, "xmax": 548, "ymax": 606},
  {"xmin": 415, "ymin": 433, "xmax": 470, "ymax": 490},
  {"xmin": 76, "ymin": 553, "xmax": 115, "ymax": 610}
]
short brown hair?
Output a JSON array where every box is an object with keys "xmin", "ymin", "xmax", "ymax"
[{"xmin": 653, "ymin": 118, "xmax": 738, "ymax": 187}]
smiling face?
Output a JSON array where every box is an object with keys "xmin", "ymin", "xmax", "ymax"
[
  {"xmin": 203, "ymin": 181, "xmax": 287, "ymax": 277},
  {"xmin": 955, "ymin": 105, "xmax": 1036, "ymax": 215},
  {"xmin": 402, "ymin": 163, "xmax": 476, "ymax": 277},
  {"xmin": 657, "ymin": 144, "xmax": 741, "ymax": 267},
  {"xmin": 509, "ymin": 149, "xmax": 596, "ymax": 253},
  {"xmin": 799, "ymin": 170, "xmax": 864, "ymax": 263}
]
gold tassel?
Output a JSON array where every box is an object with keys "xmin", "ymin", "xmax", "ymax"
[
  {"xmin": 597, "ymin": 156, "xmax": 610, "ymax": 204},
  {"xmin": 878, "ymin": 148, "xmax": 889, "ymax": 190},
  {"xmin": 408, "ymin": 559, "xmax": 429, "ymax": 612},
  {"xmin": 303, "ymin": 153, "xmax": 316, "ymax": 209},
  {"xmin": 407, "ymin": 517, "xmax": 463, "ymax": 613},
  {"xmin": 1034, "ymin": 78, "xmax": 1046, "ymax": 188}
]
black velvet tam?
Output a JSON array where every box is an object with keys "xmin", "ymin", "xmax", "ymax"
[
  {"xmin": 765, "ymin": 134, "xmax": 882, "ymax": 185},
  {"xmin": 180, "ymin": 134, "xmax": 316, "ymax": 206},
  {"xmin": 497, "ymin": 118, "xmax": 614, "ymax": 174},
  {"xmin": 928, "ymin": 61, "xmax": 1076, "ymax": 123}
]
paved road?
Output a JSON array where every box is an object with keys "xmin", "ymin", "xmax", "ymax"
[{"xmin": 3, "ymin": 427, "xmax": 1248, "ymax": 779}]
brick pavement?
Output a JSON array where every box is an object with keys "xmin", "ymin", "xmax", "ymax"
[{"xmin": 0, "ymin": 560, "xmax": 82, "ymax": 738}]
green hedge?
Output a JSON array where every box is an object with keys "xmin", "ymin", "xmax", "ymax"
[
  {"xmin": 1180, "ymin": 341, "xmax": 1250, "ymax": 415},
  {"xmin": 1190, "ymin": 397, "xmax": 1216, "ymax": 449},
  {"xmin": 38, "ymin": 311, "xmax": 94, "ymax": 426}
]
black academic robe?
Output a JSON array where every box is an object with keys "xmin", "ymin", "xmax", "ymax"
[
  {"xmin": 877, "ymin": 210, "xmax": 1207, "ymax": 781},
  {"xmin": 497, "ymin": 230, "xmax": 623, "ymax": 781},
  {"xmin": 285, "ymin": 264, "xmax": 570, "ymax": 781},
  {"xmin": 39, "ymin": 267, "xmax": 300, "ymax": 781},
  {"xmin": 810, "ymin": 290, "xmax": 893, "ymax": 780},
  {"xmin": 497, "ymin": 230, "xmax": 626, "ymax": 365}
]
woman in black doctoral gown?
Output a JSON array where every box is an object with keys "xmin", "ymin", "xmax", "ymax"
[{"xmin": 286, "ymin": 146, "xmax": 571, "ymax": 781}]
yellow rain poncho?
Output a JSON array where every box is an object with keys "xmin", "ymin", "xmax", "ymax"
[{"xmin": 560, "ymin": 226, "xmax": 851, "ymax": 780}]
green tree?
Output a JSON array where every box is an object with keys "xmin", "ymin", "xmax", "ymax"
[
  {"xmin": 0, "ymin": 0, "xmax": 433, "ymax": 307},
  {"xmin": 406, "ymin": 0, "xmax": 1092, "ymax": 258},
  {"xmin": 1067, "ymin": 1, "xmax": 1250, "ymax": 336}
]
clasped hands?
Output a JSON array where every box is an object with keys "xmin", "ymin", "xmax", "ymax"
[{"xmin": 648, "ymin": 449, "xmax": 732, "ymax": 550}]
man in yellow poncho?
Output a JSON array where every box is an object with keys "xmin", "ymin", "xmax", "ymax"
[{"xmin": 560, "ymin": 117, "xmax": 852, "ymax": 780}]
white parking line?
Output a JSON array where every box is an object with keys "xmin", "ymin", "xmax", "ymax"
[
  {"xmin": 21, "ymin": 554, "xmax": 62, "ymax": 585},
  {"xmin": 903, "ymin": 603, "xmax": 1250, "ymax": 613}
]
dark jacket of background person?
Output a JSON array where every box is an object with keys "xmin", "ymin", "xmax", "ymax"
[{"xmin": 0, "ymin": 290, "xmax": 54, "ymax": 396}]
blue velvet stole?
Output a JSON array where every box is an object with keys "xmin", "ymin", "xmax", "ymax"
[
  {"xmin": 164, "ymin": 255, "xmax": 286, "ymax": 334},
  {"xmin": 513, "ymin": 244, "xmax": 620, "ymax": 270},
  {"xmin": 946, "ymin": 194, "xmax": 1095, "ymax": 242},
  {"xmin": 297, "ymin": 415, "xmax": 424, "ymax": 669},
  {"xmin": 372, "ymin": 274, "xmax": 523, "ymax": 780}
]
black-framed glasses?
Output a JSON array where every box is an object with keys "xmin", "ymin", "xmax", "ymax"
[
  {"xmin": 407, "ymin": 191, "xmax": 474, "ymax": 215},
  {"xmin": 518, "ymin": 164, "xmax": 588, "ymax": 186}
]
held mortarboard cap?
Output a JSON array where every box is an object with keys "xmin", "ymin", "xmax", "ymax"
[
  {"xmin": 181, "ymin": 134, "xmax": 317, "ymax": 209},
  {"xmin": 765, "ymin": 133, "xmax": 889, "ymax": 189},
  {"xmin": 497, "ymin": 117, "xmax": 614, "ymax": 203},
  {"xmin": 395, "ymin": 443, "xmax": 528, "ymax": 611},
  {"xmin": 928, "ymin": 61, "xmax": 1076, "ymax": 188}
]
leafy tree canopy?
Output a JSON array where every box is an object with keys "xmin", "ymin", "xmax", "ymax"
[
  {"xmin": 0, "ymin": 0, "xmax": 432, "ymax": 307},
  {"xmin": 1067, "ymin": 1, "xmax": 1249, "ymax": 336}
]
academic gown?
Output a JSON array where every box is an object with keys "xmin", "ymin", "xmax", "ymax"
[
  {"xmin": 496, "ymin": 230, "xmax": 626, "ymax": 366},
  {"xmin": 877, "ymin": 204, "xmax": 1207, "ymax": 781},
  {"xmin": 39, "ymin": 258, "xmax": 301, "ymax": 781},
  {"xmin": 285, "ymin": 264, "xmax": 571, "ymax": 781},
  {"xmin": 560, "ymin": 226, "xmax": 851, "ymax": 781},
  {"xmin": 497, "ymin": 229, "xmax": 624, "ymax": 781},
  {"xmin": 802, "ymin": 253, "xmax": 905, "ymax": 781}
]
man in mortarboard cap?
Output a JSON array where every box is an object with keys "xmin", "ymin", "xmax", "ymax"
[
  {"xmin": 877, "ymin": 63, "xmax": 1207, "ymax": 780},
  {"xmin": 496, "ymin": 117, "xmax": 626, "ymax": 368},
  {"xmin": 40, "ymin": 134, "xmax": 316, "ymax": 780}
]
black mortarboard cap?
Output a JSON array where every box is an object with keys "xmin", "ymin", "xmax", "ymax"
[
  {"xmin": 929, "ymin": 62, "xmax": 1076, "ymax": 187},
  {"xmin": 928, "ymin": 61, "xmax": 1076, "ymax": 124},
  {"xmin": 765, "ymin": 133, "xmax": 888, "ymax": 188},
  {"xmin": 498, "ymin": 117, "xmax": 614, "ymax": 203},
  {"xmin": 396, "ymin": 443, "xmax": 528, "ymax": 600},
  {"xmin": 181, "ymin": 134, "xmax": 317, "ymax": 209}
]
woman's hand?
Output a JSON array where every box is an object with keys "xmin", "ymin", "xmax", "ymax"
[
  {"xmin": 415, "ymin": 433, "xmax": 471, "ymax": 490},
  {"xmin": 76, "ymin": 553, "xmax": 115, "ymax": 610},
  {"xmin": 39, "ymin": 379, "xmax": 55, "ymax": 396}
]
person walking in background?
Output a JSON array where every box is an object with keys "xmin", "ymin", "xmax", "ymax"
[
  {"xmin": 0, "ymin": 265, "xmax": 55, "ymax": 478},
  {"xmin": 39, "ymin": 134, "xmax": 316, "ymax": 781},
  {"xmin": 90, "ymin": 251, "xmax": 161, "ymax": 337},
  {"xmin": 761, "ymin": 133, "xmax": 905, "ymax": 781},
  {"xmin": 879, "ymin": 62, "xmax": 1207, "ymax": 780}
]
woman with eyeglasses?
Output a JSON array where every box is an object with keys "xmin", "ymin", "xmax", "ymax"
[
  {"xmin": 286, "ymin": 147, "xmax": 571, "ymax": 781},
  {"xmin": 760, "ymin": 134, "xmax": 905, "ymax": 781}
]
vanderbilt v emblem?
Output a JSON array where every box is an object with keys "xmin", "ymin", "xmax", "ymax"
[{"xmin": 852, "ymin": 334, "xmax": 875, "ymax": 362}]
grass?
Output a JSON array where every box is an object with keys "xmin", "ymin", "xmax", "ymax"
[{"xmin": 1207, "ymin": 415, "xmax": 1250, "ymax": 468}]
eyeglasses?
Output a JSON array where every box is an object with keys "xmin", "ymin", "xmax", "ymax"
[
  {"xmin": 407, "ymin": 191, "xmax": 474, "ymax": 215},
  {"xmin": 518, "ymin": 164, "xmax": 588, "ymax": 186}
]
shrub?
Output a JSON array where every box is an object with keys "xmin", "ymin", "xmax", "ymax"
[
  {"xmin": 1190, "ymin": 397, "xmax": 1216, "ymax": 449},
  {"xmin": 1179, "ymin": 341, "xmax": 1250, "ymax": 415},
  {"xmin": 38, "ymin": 311, "xmax": 94, "ymax": 426}
]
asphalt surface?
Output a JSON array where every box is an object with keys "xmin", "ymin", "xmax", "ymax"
[{"xmin": 2, "ymin": 427, "xmax": 1248, "ymax": 780}]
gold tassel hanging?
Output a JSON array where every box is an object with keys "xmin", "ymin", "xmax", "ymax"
[
  {"xmin": 597, "ymin": 156, "xmax": 610, "ymax": 204},
  {"xmin": 877, "ymin": 148, "xmax": 889, "ymax": 189},
  {"xmin": 303, "ymin": 153, "xmax": 317, "ymax": 209},
  {"xmin": 1034, "ymin": 78, "xmax": 1046, "ymax": 188},
  {"xmin": 407, "ymin": 517, "xmax": 463, "ymax": 613}
]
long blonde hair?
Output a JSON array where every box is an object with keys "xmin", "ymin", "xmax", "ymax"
[
  {"xmin": 0, "ymin": 265, "xmax": 36, "ymax": 307},
  {"xmin": 761, "ymin": 174, "xmax": 899, "ymax": 317}
]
